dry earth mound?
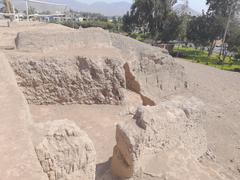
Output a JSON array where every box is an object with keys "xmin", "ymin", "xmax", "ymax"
[
  {"xmin": 1, "ymin": 23, "xmax": 239, "ymax": 180},
  {"xmin": 111, "ymin": 96, "xmax": 207, "ymax": 178},
  {"xmin": 110, "ymin": 97, "xmax": 233, "ymax": 180},
  {"xmin": 15, "ymin": 28, "xmax": 111, "ymax": 52},
  {"xmin": 9, "ymin": 27, "xmax": 187, "ymax": 106},
  {"xmin": 10, "ymin": 53, "xmax": 125, "ymax": 105}
]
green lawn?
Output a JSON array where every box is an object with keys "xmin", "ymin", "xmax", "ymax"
[{"xmin": 173, "ymin": 47, "xmax": 240, "ymax": 72}]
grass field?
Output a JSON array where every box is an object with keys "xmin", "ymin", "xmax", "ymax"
[{"xmin": 173, "ymin": 47, "xmax": 240, "ymax": 72}]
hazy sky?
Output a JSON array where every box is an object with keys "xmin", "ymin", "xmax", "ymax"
[
  {"xmin": 187, "ymin": 0, "xmax": 208, "ymax": 12},
  {"xmin": 77, "ymin": 0, "xmax": 209, "ymax": 12}
]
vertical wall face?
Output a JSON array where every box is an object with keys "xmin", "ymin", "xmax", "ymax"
[
  {"xmin": 10, "ymin": 29, "xmax": 188, "ymax": 106},
  {"xmin": 9, "ymin": 54, "xmax": 126, "ymax": 105},
  {"xmin": 123, "ymin": 63, "xmax": 156, "ymax": 106},
  {"xmin": 130, "ymin": 50, "xmax": 187, "ymax": 103},
  {"xmin": 0, "ymin": 53, "xmax": 48, "ymax": 180}
]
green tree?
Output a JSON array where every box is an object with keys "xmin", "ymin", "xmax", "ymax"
[
  {"xmin": 122, "ymin": 12, "xmax": 135, "ymax": 34},
  {"xmin": 207, "ymin": 0, "xmax": 240, "ymax": 17},
  {"xmin": 226, "ymin": 20, "xmax": 240, "ymax": 60},
  {"xmin": 156, "ymin": 12, "xmax": 181, "ymax": 42},
  {"xmin": 207, "ymin": 0, "xmax": 240, "ymax": 60},
  {"xmin": 28, "ymin": 6, "xmax": 36, "ymax": 15},
  {"xmin": 187, "ymin": 14, "xmax": 224, "ymax": 56},
  {"xmin": 178, "ymin": 14, "xmax": 192, "ymax": 42},
  {"xmin": 123, "ymin": 0, "xmax": 180, "ymax": 42}
]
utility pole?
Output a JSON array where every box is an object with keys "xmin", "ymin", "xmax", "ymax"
[
  {"xmin": 26, "ymin": 0, "xmax": 29, "ymax": 21},
  {"xmin": 185, "ymin": 0, "xmax": 189, "ymax": 14},
  {"xmin": 10, "ymin": 0, "xmax": 15, "ymax": 20},
  {"xmin": 180, "ymin": 0, "xmax": 189, "ymax": 15},
  {"xmin": 24, "ymin": 0, "xmax": 66, "ymax": 22},
  {"xmin": 25, "ymin": 0, "xmax": 29, "ymax": 21},
  {"xmin": 179, "ymin": 0, "xmax": 189, "ymax": 42},
  {"xmin": 220, "ymin": 3, "xmax": 234, "ymax": 58}
]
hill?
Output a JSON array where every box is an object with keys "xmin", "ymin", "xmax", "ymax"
[{"xmin": 12, "ymin": 0, "xmax": 131, "ymax": 16}]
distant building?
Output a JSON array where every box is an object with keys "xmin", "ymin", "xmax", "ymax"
[
  {"xmin": 215, "ymin": 39, "xmax": 223, "ymax": 47},
  {"xmin": 14, "ymin": 13, "xmax": 24, "ymax": 21},
  {"xmin": 78, "ymin": 17, "xmax": 87, "ymax": 22}
]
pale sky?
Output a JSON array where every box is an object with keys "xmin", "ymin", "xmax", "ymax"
[
  {"xmin": 77, "ymin": 0, "xmax": 209, "ymax": 12},
  {"xmin": 187, "ymin": 0, "xmax": 209, "ymax": 12}
]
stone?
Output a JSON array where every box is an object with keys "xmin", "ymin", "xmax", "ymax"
[
  {"xmin": 111, "ymin": 96, "xmax": 207, "ymax": 179},
  {"xmin": 35, "ymin": 119, "xmax": 96, "ymax": 180}
]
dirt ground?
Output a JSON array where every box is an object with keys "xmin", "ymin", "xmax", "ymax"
[
  {"xmin": 30, "ymin": 104, "xmax": 125, "ymax": 164},
  {"xmin": 30, "ymin": 58, "xmax": 240, "ymax": 178},
  {"xmin": 176, "ymin": 58, "xmax": 240, "ymax": 177}
]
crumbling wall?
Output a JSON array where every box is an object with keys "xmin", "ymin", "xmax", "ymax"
[
  {"xmin": 10, "ymin": 28, "xmax": 188, "ymax": 106},
  {"xmin": 35, "ymin": 119, "xmax": 96, "ymax": 180},
  {"xmin": 111, "ymin": 96, "xmax": 207, "ymax": 179},
  {"xmin": 128, "ymin": 49, "xmax": 187, "ymax": 103},
  {"xmin": 9, "ymin": 54, "xmax": 125, "ymax": 105}
]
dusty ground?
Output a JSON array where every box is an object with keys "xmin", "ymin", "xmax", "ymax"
[
  {"xmin": 176, "ymin": 58, "xmax": 240, "ymax": 177},
  {"xmin": 29, "ymin": 58, "xmax": 240, "ymax": 178},
  {"xmin": 30, "ymin": 104, "xmax": 124, "ymax": 164}
]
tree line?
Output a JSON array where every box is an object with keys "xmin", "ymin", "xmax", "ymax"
[{"xmin": 122, "ymin": 0, "xmax": 240, "ymax": 60}]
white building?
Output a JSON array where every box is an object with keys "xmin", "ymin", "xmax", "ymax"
[{"xmin": 14, "ymin": 13, "xmax": 24, "ymax": 21}]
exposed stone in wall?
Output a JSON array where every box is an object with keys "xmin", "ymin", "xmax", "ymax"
[{"xmin": 10, "ymin": 54, "xmax": 125, "ymax": 105}]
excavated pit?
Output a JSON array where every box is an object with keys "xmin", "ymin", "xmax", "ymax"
[
  {"xmin": 1, "ymin": 22, "xmax": 240, "ymax": 180},
  {"xmin": 7, "ymin": 55, "xmax": 159, "ymax": 168},
  {"xmin": 8, "ymin": 54, "xmax": 166, "ymax": 107},
  {"xmin": 2, "ymin": 25, "xmax": 191, "ymax": 180}
]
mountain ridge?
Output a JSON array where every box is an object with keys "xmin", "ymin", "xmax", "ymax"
[
  {"xmin": 12, "ymin": 0, "xmax": 132, "ymax": 16},
  {"xmin": 11, "ymin": 1, "xmax": 202, "ymax": 17}
]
